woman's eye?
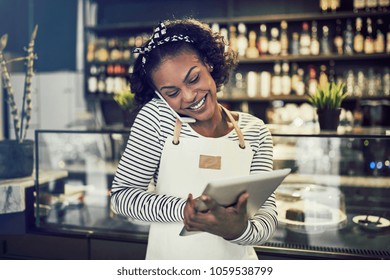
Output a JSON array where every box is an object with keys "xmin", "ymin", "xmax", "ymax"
[
  {"xmin": 166, "ymin": 90, "xmax": 179, "ymax": 97},
  {"xmin": 189, "ymin": 74, "xmax": 200, "ymax": 84}
]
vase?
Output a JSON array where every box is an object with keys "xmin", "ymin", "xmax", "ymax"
[
  {"xmin": 316, "ymin": 108, "xmax": 341, "ymax": 131},
  {"xmin": 0, "ymin": 139, "xmax": 34, "ymax": 179}
]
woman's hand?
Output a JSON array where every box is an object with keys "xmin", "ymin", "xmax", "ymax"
[{"xmin": 183, "ymin": 192, "xmax": 249, "ymax": 240}]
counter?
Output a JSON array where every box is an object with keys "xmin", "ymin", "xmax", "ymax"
[{"xmin": 1, "ymin": 128, "xmax": 389, "ymax": 259}]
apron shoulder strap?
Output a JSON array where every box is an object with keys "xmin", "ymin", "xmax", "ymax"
[{"xmin": 172, "ymin": 105, "xmax": 246, "ymax": 149}]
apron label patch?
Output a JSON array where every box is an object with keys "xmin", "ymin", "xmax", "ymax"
[{"xmin": 199, "ymin": 155, "xmax": 221, "ymax": 170}]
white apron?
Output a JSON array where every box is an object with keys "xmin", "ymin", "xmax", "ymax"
[{"xmin": 146, "ymin": 107, "xmax": 257, "ymax": 260}]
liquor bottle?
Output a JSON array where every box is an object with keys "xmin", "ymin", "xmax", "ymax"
[
  {"xmin": 95, "ymin": 38, "xmax": 109, "ymax": 62},
  {"xmin": 246, "ymin": 30, "xmax": 259, "ymax": 58},
  {"xmin": 296, "ymin": 68, "xmax": 305, "ymax": 96},
  {"xmin": 320, "ymin": 0, "xmax": 330, "ymax": 13},
  {"xmin": 321, "ymin": 25, "xmax": 332, "ymax": 55},
  {"xmin": 328, "ymin": 60, "xmax": 336, "ymax": 83},
  {"xmin": 291, "ymin": 32, "xmax": 300, "ymax": 55},
  {"xmin": 257, "ymin": 24, "xmax": 269, "ymax": 55},
  {"xmin": 344, "ymin": 19, "xmax": 354, "ymax": 55},
  {"xmin": 354, "ymin": 17, "xmax": 364, "ymax": 53},
  {"xmin": 211, "ymin": 23, "xmax": 220, "ymax": 34},
  {"xmin": 237, "ymin": 23, "xmax": 248, "ymax": 57},
  {"xmin": 308, "ymin": 65, "xmax": 318, "ymax": 96},
  {"xmin": 87, "ymin": 65, "xmax": 98, "ymax": 94},
  {"xmin": 87, "ymin": 41, "xmax": 96, "ymax": 62},
  {"xmin": 378, "ymin": 0, "xmax": 389, "ymax": 11},
  {"xmin": 364, "ymin": 18, "xmax": 375, "ymax": 54},
  {"xmin": 229, "ymin": 25, "xmax": 238, "ymax": 53},
  {"xmin": 97, "ymin": 66, "xmax": 106, "ymax": 94},
  {"xmin": 345, "ymin": 69, "xmax": 355, "ymax": 96},
  {"xmin": 281, "ymin": 62, "xmax": 291, "ymax": 95},
  {"xmin": 310, "ymin": 21, "xmax": 320, "ymax": 55},
  {"xmin": 383, "ymin": 67, "xmax": 390, "ymax": 96},
  {"xmin": 233, "ymin": 72, "xmax": 245, "ymax": 97},
  {"xmin": 271, "ymin": 62, "xmax": 282, "ymax": 96},
  {"xmin": 260, "ymin": 71, "xmax": 271, "ymax": 97},
  {"xmin": 356, "ymin": 70, "xmax": 366, "ymax": 96},
  {"xmin": 374, "ymin": 18, "xmax": 385, "ymax": 53},
  {"xmin": 387, "ymin": 24, "xmax": 390, "ymax": 53},
  {"xmin": 290, "ymin": 63, "xmax": 299, "ymax": 95},
  {"xmin": 122, "ymin": 37, "xmax": 132, "ymax": 61},
  {"xmin": 246, "ymin": 71, "xmax": 258, "ymax": 97},
  {"xmin": 353, "ymin": 0, "xmax": 366, "ymax": 12},
  {"xmin": 366, "ymin": 0, "xmax": 378, "ymax": 11},
  {"xmin": 330, "ymin": 0, "xmax": 341, "ymax": 12},
  {"xmin": 299, "ymin": 22, "xmax": 311, "ymax": 55},
  {"xmin": 268, "ymin": 27, "xmax": 281, "ymax": 55},
  {"xmin": 319, "ymin": 64, "xmax": 329, "ymax": 89},
  {"xmin": 367, "ymin": 67, "xmax": 376, "ymax": 96},
  {"xmin": 280, "ymin": 21, "xmax": 289, "ymax": 56},
  {"xmin": 333, "ymin": 19, "xmax": 344, "ymax": 55}
]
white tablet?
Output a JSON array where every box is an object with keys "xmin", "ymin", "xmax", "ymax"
[{"xmin": 180, "ymin": 168, "xmax": 291, "ymax": 236}]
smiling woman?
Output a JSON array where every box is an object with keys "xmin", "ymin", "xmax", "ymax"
[{"xmin": 110, "ymin": 18, "xmax": 276, "ymax": 260}]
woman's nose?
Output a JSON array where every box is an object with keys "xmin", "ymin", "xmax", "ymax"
[{"xmin": 182, "ymin": 88, "xmax": 196, "ymax": 103}]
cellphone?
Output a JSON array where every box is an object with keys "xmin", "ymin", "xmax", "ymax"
[{"xmin": 154, "ymin": 90, "xmax": 196, "ymax": 123}]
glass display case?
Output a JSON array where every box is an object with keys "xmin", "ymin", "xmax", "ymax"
[{"xmin": 33, "ymin": 128, "xmax": 390, "ymax": 259}]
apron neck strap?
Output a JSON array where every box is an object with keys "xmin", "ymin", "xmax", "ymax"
[{"xmin": 172, "ymin": 105, "xmax": 246, "ymax": 149}]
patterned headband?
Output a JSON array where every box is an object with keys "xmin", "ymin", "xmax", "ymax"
[{"xmin": 133, "ymin": 22, "xmax": 194, "ymax": 67}]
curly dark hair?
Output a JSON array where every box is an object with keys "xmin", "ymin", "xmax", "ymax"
[{"xmin": 130, "ymin": 18, "xmax": 238, "ymax": 107}]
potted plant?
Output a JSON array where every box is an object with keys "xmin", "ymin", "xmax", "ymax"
[
  {"xmin": 113, "ymin": 88, "xmax": 137, "ymax": 127},
  {"xmin": 0, "ymin": 26, "xmax": 38, "ymax": 179},
  {"xmin": 308, "ymin": 81, "xmax": 348, "ymax": 131}
]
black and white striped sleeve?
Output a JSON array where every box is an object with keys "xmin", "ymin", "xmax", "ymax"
[{"xmin": 110, "ymin": 102, "xmax": 186, "ymax": 223}]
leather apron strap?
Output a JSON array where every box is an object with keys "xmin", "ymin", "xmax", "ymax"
[{"xmin": 172, "ymin": 105, "xmax": 246, "ymax": 149}]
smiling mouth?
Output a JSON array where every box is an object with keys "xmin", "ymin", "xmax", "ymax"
[{"xmin": 188, "ymin": 94, "xmax": 207, "ymax": 111}]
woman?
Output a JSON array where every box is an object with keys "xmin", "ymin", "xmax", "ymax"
[{"xmin": 111, "ymin": 18, "xmax": 276, "ymax": 260}]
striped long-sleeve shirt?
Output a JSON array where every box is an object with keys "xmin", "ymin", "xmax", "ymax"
[{"xmin": 111, "ymin": 98, "xmax": 277, "ymax": 245}]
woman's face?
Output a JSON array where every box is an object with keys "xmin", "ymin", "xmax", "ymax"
[{"xmin": 150, "ymin": 50, "xmax": 218, "ymax": 122}]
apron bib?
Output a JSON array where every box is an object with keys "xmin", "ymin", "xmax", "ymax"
[{"xmin": 146, "ymin": 107, "xmax": 257, "ymax": 260}]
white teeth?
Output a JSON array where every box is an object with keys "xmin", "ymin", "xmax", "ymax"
[{"xmin": 189, "ymin": 96, "xmax": 206, "ymax": 110}]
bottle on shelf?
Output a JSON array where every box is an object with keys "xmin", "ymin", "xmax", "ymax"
[
  {"xmin": 268, "ymin": 27, "xmax": 281, "ymax": 56},
  {"xmin": 87, "ymin": 65, "xmax": 98, "ymax": 94},
  {"xmin": 354, "ymin": 17, "xmax": 364, "ymax": 54},
  {"xmin": 353, "ymin": 0, "xmax": 366, "ymax": 12},
  {"xmin": 259, "ymin": 71, "xmax": 271, "ymax": 97},
  {"xmin": 383, "ymin": 67, "xmax": 390, "ymax": 96},
  {"xmin": 281, "ymin": 62, "xmax": 291, "ymax": 95},
  {"xmin": 290, "ymin": 63, "xmax": 299, "ymax": 95},
  {"xmin": 311, "ymin": 21, "xmax": 321, "ymax": 56},
  {"xmin": 320, "ymin": 0, "xmax": 330, "ymax": 13},
  {"xmin": 366, "ymin": 67, "xmax": 376, "ymax": 96},
  {"xmin": 291, "ymin": 32, "xmax": 300, "ymax": 55},
  {"xmin": 319, "ymin": 64, "xmax": 329, "ymax": 89},
  {"xmin": 345, "ymin": 69, "xmax": 355, "ymax": 96},
  {"xmin": 344, "ymin": 19, "xmax": 354, "ymax": 55},
  {"xmin": 237, "ymin": 23, "xmax": 248, "ymax": 57},
  {"xmin": 229, "ymin": 25, "xmax": 238, "ymax": 53},
  {"xmin": 321, "ymin": 25, "xmax": 332, "ymax": 55},
  {"xmin": 356, "ymin": 70, "xmax": 366, "ymax": 96},
  {"xmin": 364, "ymin": 18, "xmax": 375, "ymax": 54},
  {"xmin": 374, "ymin": 18, "xmax": 385, "ymax": 53},
  {"xmin": 330, "ymin": 0, "xmax": 341, "ymax": 12},
  {"xmin": 257, "ymin": 24, "xmax": 269, "ymax": 56},
  {"xmin": 271, "ymin": 62, "xmax": 282, "ymax": 96},
  {"xmin": 232, "ymin": 72, "xmax": 245, "ymax": 98},
  {"xmin": 365, "ymin": 0, "xmax": 378, "ymax": 12},
  {"xmin": 299, "ymin": 22, "xmax": 311, "ymax": 55},
  {"xmin": 387, "ymin": 24, "xmax": 390, "ymax": 53},
  {"xmin": 246, "ymin": 30, "xmax": 259, "ymax": 58},
  {"xmin": 308, "ymin": 65, "xmax": 318, "ymax": 96},
  {"xmin": 280, "ymin": 20, "xmax": 289, "ymax": 56},
  {"xmin": 378, "ymin": 0, "xmax": 389, "ymax": 11},
  {"xmin": 246, "ymin": 71, "xmax": 258, "ymax": 97},
  {"xmin": 296, "ymin": 68, "xmax": 305, "ymax": 96},
  {"xmin": 333, "ymin": 19, "xmax": 344, "ymax": 55}
]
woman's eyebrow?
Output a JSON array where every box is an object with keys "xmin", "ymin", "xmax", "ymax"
[
  {"xmin": 159, "ymin": 66, "xmax": 198, "ymax": 91},
  {"xmin": 183, "ymin": 66, "xmax": 197, "ymax": 83}
]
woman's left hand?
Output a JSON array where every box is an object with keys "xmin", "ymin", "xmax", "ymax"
[{"xmin": 183, "ymin": 192, "xmax": 249, "ymax": 240}]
